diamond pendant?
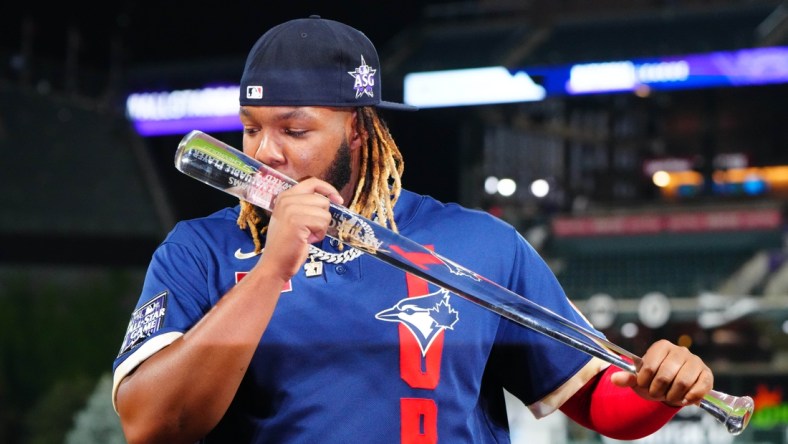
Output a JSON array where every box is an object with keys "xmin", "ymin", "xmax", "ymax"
[{"xmin": 304, "ymin": 258, "xmax": 323, "ymax": 277}]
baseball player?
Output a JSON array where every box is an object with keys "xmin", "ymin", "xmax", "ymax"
[{"xmin": 113, "ymin": 16, "xmax": 714, "ymax": 443}]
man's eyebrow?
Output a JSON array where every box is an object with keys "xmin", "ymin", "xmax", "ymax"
[
  {"xmin": 239, "ymin": 107, "xmax": 315, "ymax": 122},
  {"xmin": 276, "ymin": 108, "xmax": 314, "ymax": 121}
]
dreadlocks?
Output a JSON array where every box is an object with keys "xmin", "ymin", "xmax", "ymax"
[{"xmin": 237, "ymin": 106, "xmax": 404, "ymax": 253}]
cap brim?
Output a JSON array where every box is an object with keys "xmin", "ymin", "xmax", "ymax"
[{"xmin": 378, "ymin": 100, "xmax": 419, "ymax": 111}]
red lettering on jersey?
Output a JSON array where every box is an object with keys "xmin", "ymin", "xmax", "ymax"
[
  {"xmin": 399, "ymin": 269, "xmax": 443, "ymax": 388},
  {"xmin": 401, "ymin": 398, "xmax": 438, "ymax": 444},
  {"xmin": 399, "ymin": 246, "xmax": 442, "ymax": 442},
  {"xmin": 405, "ymin": 269, "xmax": 430, "ymax": 294},
  {"xmin": 390, "ymin": 244, "xmax": 444, "ymax": 270},
  {"xmin": 399, "ymin": 325, "xmax": 444, "ymax": 388},
  {"xmin": 235, "ymin": 272, "xmax": 292, "ymax": 292}
]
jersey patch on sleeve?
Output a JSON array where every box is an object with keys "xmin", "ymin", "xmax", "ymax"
[{"xmin": 117, "ymin": 291, "xmax": 168, "ymax": 357}]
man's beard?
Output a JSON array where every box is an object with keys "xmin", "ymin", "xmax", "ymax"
[
  {"xmin": 251, "ymin": 137, "xmax": 353, "ymax": 221},
  {"xmin": 321, "ymin": 137, "xmax": 352, "ymax": 192}
]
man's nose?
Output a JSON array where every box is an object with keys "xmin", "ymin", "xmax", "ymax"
[{"xmin": 254, "ymin": 134, "xmax": 285, "ymax": 166}]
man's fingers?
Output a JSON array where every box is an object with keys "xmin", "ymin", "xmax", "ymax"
[
  {"xmin": 633, "ymin": 340, "xmax": 713, "ymax": 406},
  {"xmin": 636, "ymin": 340, "xmax": 671, "ymax": 391},
  {"xmin": 271, "ymin": 194, "xmax": 334, "ymax": 242},
  {"xmin": 609, "ymin": 369, "xmax": 636, "ymax": 387},
  {"xmin": 291, "ymin": 176, "xmax": 344, "ymax": 205},
  {"xmin": 669, "ymin": 360, "xmax": 713, "ymax": 405}
]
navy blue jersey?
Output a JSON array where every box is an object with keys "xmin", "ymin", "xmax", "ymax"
[{"xmin": 113, "ymin": 189, "xmax": 607, "ymax": 443}]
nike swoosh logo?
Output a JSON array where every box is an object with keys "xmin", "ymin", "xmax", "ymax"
[{"xmin": 234, "ymin": 248, "xmax": 261, "ymax": 260}]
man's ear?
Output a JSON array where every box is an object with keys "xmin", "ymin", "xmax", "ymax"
[{"xmin": 349, "ymin": 110, "xmax": 363, "ymax": 151}]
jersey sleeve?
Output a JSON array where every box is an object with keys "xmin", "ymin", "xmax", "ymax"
[
  {"xmin": 489, "ymin": 228, "xmax": 609, "ymax": 418},
  {"xmin": 111, "ymin": 222, "xmax": 216, "ymax": 410}
]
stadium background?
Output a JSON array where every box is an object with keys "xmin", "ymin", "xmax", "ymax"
[{"xmin": 1, "ymin": 0, "xmax": 787, "ymax": 442}]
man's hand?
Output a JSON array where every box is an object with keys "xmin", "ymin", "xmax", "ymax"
[
  {"xmin": 610, "ymin": 339, "xmax": 713, "ymax": 407},
  {"xmin": 257, "ymin": 177, "xmax": 344, "ymax": 281}
]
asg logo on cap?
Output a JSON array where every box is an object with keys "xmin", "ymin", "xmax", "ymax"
[
  {"xmin": 348, "ymin": 55, "xmax": 376, "ymax": 99},
  {"xmin": 246, "ymin": 86, "xmax": 263, "ymax": 99}
]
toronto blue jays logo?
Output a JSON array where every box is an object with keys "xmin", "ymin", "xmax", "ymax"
[
  {"xmin": 348, "ymin": 55, "xmax": 376, "ymax": 99},
  {"xmin": 375, "ymin": 289, "xmax": 459, "ymax": 355}
]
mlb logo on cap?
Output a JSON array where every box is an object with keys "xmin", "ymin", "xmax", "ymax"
[{"xmin": 246, "ymin": 86, "xmax": 263, "ymax": 99}]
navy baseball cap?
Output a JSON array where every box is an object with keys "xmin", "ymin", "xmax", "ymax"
[{"xmin": 239, "ymin": 15, "xmax": 417, "ymax": 111}]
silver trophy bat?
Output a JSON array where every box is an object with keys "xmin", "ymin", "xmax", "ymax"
[{"xmin": 173, "ymin": 130, "xmax": 754, "ymax": 435}]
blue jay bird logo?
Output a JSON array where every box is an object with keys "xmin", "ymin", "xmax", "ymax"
[{"xmin": 375, "ymin": 289, "xmax": 459, "ymax": 355}]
